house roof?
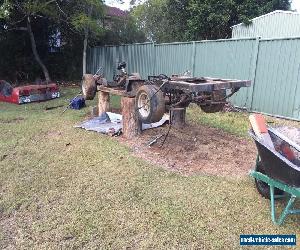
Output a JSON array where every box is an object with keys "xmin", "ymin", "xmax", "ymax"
[
  {"xmin": 231, "ymin": 10, "xmax": 300, "ymax": 28},
  {"xmin": 106, "ymin": 6, "xmax": 127, "ymax": 17}
]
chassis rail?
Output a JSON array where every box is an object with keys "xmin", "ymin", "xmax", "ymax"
[{"xmin": 148, "ymin": 76, "xmax": 251, "ymax": 93}]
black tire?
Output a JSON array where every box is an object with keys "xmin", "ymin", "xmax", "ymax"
[
  {"xmin": 199, "ymin": 90, "xmax": 226, "ymax": 113},
  {"xmin": 135, "ymin": 85, "xmax": 165, "ymax": 123},
  {"xmin": 255, "ymin": 161, "xmax": 284, "ymax": 200},
  {"xmin": 199, "ymin": 103, "xmax": 225, "ymax": 113},
  {"xmin": 82, "ymin": 74, "xmax": 96, "ymax": 100}
]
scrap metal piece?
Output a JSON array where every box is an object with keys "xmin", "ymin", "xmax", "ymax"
[{"xmin": 147, "ymin": 134, "xmax": 164, "ymax": 147}]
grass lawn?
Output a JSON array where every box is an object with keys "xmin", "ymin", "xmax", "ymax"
[{"xmin": 0, "ymin": 87, "xmax": 299, "ymax": 249}]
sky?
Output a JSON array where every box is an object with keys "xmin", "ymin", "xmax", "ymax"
[
  {"xmin": 106, "ymin": 0, "xmax": 300, "ymax": 12},
  {"xmin": 292, "ymin": 0, "xmax": 300, "ymax": 11},
  {"xmin": 105, "ymin": 0, "xmax": 133, "ymax": 10}
]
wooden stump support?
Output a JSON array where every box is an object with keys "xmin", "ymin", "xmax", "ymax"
[
  {"xmin": 97, "ymin": 88, "xmax": 141, "ymax": 138},
  {"xmin": 98, "ymin": 91, "xmax": 110, "ymax": 115},
  {"xmin": 169, "ymin": 107, "xmax": 186, "ymax": 129},
  {"xmin": 121, "ymin": 96, "xmax": 142, "ymax": 139}
]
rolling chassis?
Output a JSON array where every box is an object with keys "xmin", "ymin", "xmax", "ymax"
[
  {"xmin": 146, "ymin": 75, "xmax": 251, "ymax": 110},
  {"xmin": 130, "ymin": 75, "xmax": 251, "ymax": 124},
  {"xmin": 82, "ymin": 63, "xmax": 251, "ymax": 124}
]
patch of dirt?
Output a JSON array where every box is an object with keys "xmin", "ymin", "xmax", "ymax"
[
  {"xmin": 45, "ymin": 130, "xmax": 63, "ymax": 139},
  {"xmin": 0, "ymin": 214, "xmax": 17, "ymax": 249},
  {"xmin": 0, "ymin": 117, "xmax": 24, "ymax": 124},
  {"xmin": 119, "ymin": 122, "xmax": 257, "ymax": 177}
]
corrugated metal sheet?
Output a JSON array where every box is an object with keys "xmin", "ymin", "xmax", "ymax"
[
  {"xmin": 194, "ymin": 39, "xmax": 256, "ymax": 108},
  {"xmin": 87, "ymin": 43, "xmax": 153, "ymax": 81},
  {"xmin": 117, "ymin": 43, "xmax": 154, "ymax": 79},
  {"xmin": 232, "ymin": 10, "xmax": 300, "ymax": 39},
  {"xmin": 87, "ymin": 37, "xmax": 300, "ymax": 120},
  {"xmin": 154, "ymin": 42, "xmax": 194, "ymax": 76},
  {"xmin": 251, "ymin": 37, "xmax": 300, "ymax": 120},
  {"xmin": 87, "ymin": 46, "xmax": 117, "ymax": 81}
]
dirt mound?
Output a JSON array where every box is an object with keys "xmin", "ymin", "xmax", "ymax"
[{"xmin": 119, "ymin": 122, "xmax": 257, "ymax": 177}]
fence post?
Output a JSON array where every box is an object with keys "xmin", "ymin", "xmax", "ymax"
[
  {"xmin": 192, "ymin": 41, "xmax": 196, "ymax": 77},
  {"xmin": 152, "ymin": 42, "xmax": 156, "ymax": 75},
  {"xmin": 249, "ymin": 37, "xmax": 261, "ymax": 111}
]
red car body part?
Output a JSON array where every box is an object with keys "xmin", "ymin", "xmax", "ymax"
[{"xmin": 0, "ymin": 82, "xmax": 60, "ymax": 104}]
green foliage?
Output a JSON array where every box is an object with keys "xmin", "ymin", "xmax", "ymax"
[
  {"xmin": 133, "ymin": 0, "xmax": 291, "ymax": 42},
  {"xmin": 0, "ymin": 0, "xmax": 11, "ymax": 18},
  {"xmin": 100, "ymin": 15, "xmax": 146, "ymax": 45},
  {"xmin": 65, "ymin": 0, "xmax": 104, "ymax": 37},
  {"xmin": 132, "ymin": 0, "xmax": 169, "ymax": 42},
  {"xmin": 187, "ymin": 0, "xmax": 235, "ymax": 40},
  {"xmin": 0, "ymin": 0, "xmax": 146, "ymax": 82}
]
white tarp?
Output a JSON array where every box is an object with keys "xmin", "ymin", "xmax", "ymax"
[{"xmin": 75, "ymin": 112, "xmax": 168, "ymax": 135}]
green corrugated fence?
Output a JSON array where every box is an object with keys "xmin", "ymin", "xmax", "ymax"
[{"xmin": 87, "ymin": 37, "xmax": 300, "ymax": 121}]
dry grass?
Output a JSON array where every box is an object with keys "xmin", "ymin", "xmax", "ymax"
[{"xmin": 0, "ymin": 87, "xmax": 299, "ymax": 249}]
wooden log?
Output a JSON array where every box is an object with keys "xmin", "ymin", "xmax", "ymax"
[
  {"xmin": 97, "ymin": 86, "xmax": 134, "ymax": 97},
  {"xmin": 98, "ymin": 91, "xmax": 110, "ymax": 115},
  {"xmin": 90, "ymin": 106, "xmax": 99, "ymax": 117},
  {"xmin": 121, "ymin": 96, "xmax": 141, "ymax": 138},
  {"xmin": 170, "ymin": 107, "xmax": 186, "ymax": 128}
]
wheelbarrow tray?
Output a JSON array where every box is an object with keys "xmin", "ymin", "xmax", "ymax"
[{"xmin": 249, "ymin": 128, "xmax": 300, "ymax": 187}]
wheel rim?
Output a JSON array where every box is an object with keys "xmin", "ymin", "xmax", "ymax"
[{"xmin": 137, "ymin": 92, "xmax": 150, "ymax": 118}]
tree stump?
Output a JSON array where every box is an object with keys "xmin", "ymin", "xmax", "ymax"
[
  {"xmin": 170, "ymin": 107, "xmax": 186, "ymax": 128},
  {"xmin": 98, "ymin": 91, "xmax": 110, "ymax": 115},
  {"xmin": 121, "ymin": 96, "xmax": 141, "ymax": 138}
]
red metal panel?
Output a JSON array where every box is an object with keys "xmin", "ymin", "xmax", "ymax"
[{"xmin": 0, "ymin": 83, "xmax": 60, "ymax": 104}]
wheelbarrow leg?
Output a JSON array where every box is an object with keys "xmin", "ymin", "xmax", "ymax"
[{"xmin": 270, "ymin": 185, "xmax": 296, "ymax": 225}]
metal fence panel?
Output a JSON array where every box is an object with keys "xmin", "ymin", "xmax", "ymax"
[
  {"xmin": 251, "ymin": 38, "xmax": 300, "ymax": 119},
  {"xmin": 88, "ymin": 43, "xmax": 153, "ymax": 81},
  {"xmin": 118, "ymin": 43, "xmax": 154, "ymax": 79},
  {"xmin": 194, "ymin": 39, "xmax": 256, "ymax": 108},
  {"xmin": 87, "ymin": 37, "xmax": 300, "ymax": 120},
  {"xmin": 153, "ymin": 42, "xmax": 194, "ymax": 76}
]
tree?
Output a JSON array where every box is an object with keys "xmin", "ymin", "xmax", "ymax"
[
  {"xmin": 187, "ymin": 0, "xmax": 291, "ymax": 40},
  {"xmin": 187, "ymin": 0, "xmax": 235, "ymax": 40},
  {"xmin": 132, "ymin": 0, "xmax": 291, "ymax": 42},
  {"xmin": 99, "ymin": 15, "xmax": 146, "ymax": 45},
  {"xmin": 0, "ymin": 0, "xmax": 61, "ymax": 81},
  {"xmin": 64, "ymin": 0, "xmax": 104, "ymax": 75},
  {"xmin": 132, "ymin": 0, "xmax": 170, "ymax": 42},
  {"xmin": 0, "ymin": 0, "xmax": 105, "ymax": 80}
]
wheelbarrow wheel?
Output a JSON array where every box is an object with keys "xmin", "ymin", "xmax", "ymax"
[
  {"xmin": 255, "ymin": 161, "xmax": 284, "ymax": 199},
  {"xmin": 82, "ymin": 74, "xmax": 96, "ymax": 100}
]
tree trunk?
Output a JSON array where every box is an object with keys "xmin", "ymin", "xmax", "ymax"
[
  {"xmin": 98, "ymin": 91, "xmax": 110, "ymax": 115},
  {"xmin": 26, "ymin": 16, "xmax": 51, "ymax": 82},
  {"xmin": 82, "ymin": 6, "xmax": 93, "ymax": 75},
  {"xmin": 82, "ymin": 27, "xmax": 88, "ymax": 75},
  {"xmin": 121, "ymin": 97, "xmax": 142, "ymax": 138}
]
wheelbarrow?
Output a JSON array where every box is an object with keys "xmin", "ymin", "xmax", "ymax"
[{"xmin": 249, "ymin": 127, "xmax": 300, "ymax": 225}]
